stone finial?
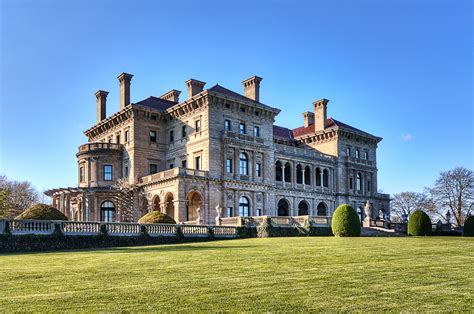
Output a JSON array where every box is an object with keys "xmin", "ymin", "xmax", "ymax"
[
  {"xmin": 117, "ymin": 72, "xmax": 133, "ymax": 111},
  {"xmin": 313, "ymin": 98, "xmax": 329, "ymax": 132},
  {"xmin": 242, "ymin": 76, "xmax": 263, "ymax": 102}
]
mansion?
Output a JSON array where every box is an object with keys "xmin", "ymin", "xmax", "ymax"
[{"xmin": 46, "ymin": 73, "xmax": 390, "ymax": 224}]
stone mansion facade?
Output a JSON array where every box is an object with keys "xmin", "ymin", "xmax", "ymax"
[{"xmin": 46, "ymin": 73, "xmax": 390, "ymax": 224}]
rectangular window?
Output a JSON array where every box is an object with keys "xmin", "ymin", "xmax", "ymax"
[
  {"xmin": 349, "ymin": 177, "xmax": 353, "ymax": 190},
  {"xmin": 108, "ymin": 138, "xmax": 112, "ymax": 144},
  {"xmin": 240, "ymin": 107, "xmax": 245, "ymax": 112},
  {"xmin": 239, "ymin": 123, "xmax": 246, "ymax": 135},
  {"xmin": 169, "ymin": 130, "xmax": 174, "ymax": 142},
  {"xmin": 116, "ymin": 134, "xmax": 120, "ymax": 144},
  {"xmin": 253, "ymin": 126, "xmax": 260, "ymax": 137},
  {"xmin": 227, "ymin": 207, "xmax": 233, "ymax": 217},
  {"xmin": 103, "ymin": 165, "xmax": 113, "ymax": 181},
  {"xmin": 256, "ymin": 208, "xmax": 262, "ymax": 216},
  {"xmin": 256, "ymin": 163, "xmax": 261, "ymax": 177},
  {"xmin": 195, "ymin": 156, "xmax": 201, "ymax": 170},
  {"xmin": 226, "ymin": 158, "xmax": 233, "ymax": 173},
  {"xmin": 195, "ymin": 119, "xmax": 201, "ymax": 132},
  {"xmin": 367, "ymin": 180, "xmax": 371, "ymax": 192},
  {"xmin": 224, "ymin": 119, "xmax": 231, "ymax": 131},
  {"xmin": 169, "ymin": 163, "xmax": 174, "ymax": 169},
  {"xmin": 181, "ymin": 125, "xmax": 186, "ymax": 138},
  {"xmin": 182, "ymin": 160, "xmax": 187, "ymax": 168},
  {"xmin": 364, "ymin": 152, "xmax": 368, "ymax": 160},
  {"xmin": 79, "ymin": 166, "xmax": 85, "ymax": 182},
  {"xmin": 149, "ymin": 130, "xmax": 157, "ymax": 142},
  {"xmin": 125, "ymin": 130, "xmax": 129, "ymax": 142},
  {"xmin": 124, "ymin": 166, "xmax": 129, "ymax": 178},
  {"xmin": 149, "ymin": 164, "xmax": 158, "ymax": 174},
  {"xmin": 346, "ymin": 147, "xmax": 351, "ymax": 157}
]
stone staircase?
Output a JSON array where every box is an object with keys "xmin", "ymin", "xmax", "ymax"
[{"xmin": 361, "ymin": 226, "xmax": 406, "ymax": 237}]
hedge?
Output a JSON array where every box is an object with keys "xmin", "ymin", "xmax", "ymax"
[
  {"xmin": 15, "ymin": 204, "xmax": 68, "ymax": 221},
  {"xmin": 407, "ymin": 210, "xmax": 432, "ymax": 236},
  {"xmin": 138, "ymin": 211, "xmax": 176, "ymax": 224},
  {"xmin": 331, "ymin": 204, "xmax": 361, "ymax": 237},
  {"xmin": 464, "ymin": 216, "xmax": 474, "ymax": 236}
]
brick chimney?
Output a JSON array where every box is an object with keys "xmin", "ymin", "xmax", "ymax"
[
  {"xmin": 242, "ymin": 76, "xmax": 262, "ymax": 102},
  {"xmin": 95, "ymin": 90, "xmax": 109, "ymax": 123},
  {"xmin": 185, "ymin": 79, "xmax": 206, "ymax": 99},
  {"xmin": 117, "ymin": 72, "xmax": 133, "ymax": 110},
  {"xmin": 302, "ymin": 111, "xmax": 314, "ymax": 127},
  {"xmin": 313, "ymin": 99, "xmax": 329, "ymax": 131},
  {"xmin": 160, "ymin": 89, "xmax": 181, "ymax": 103}
]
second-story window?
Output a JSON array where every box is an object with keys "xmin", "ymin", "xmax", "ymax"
[
  {"xmin": 195, "ymin": 119, "xmax": 201, "ymax": 132},
  {"xmin": 239, "ymin": 123, "xmax": 246, "ymax": 135},
  {"xmin": 169, "ymin": 163, "xmax": 174, "ymax": 169},
  {"xmin": 103, "ymin": 165, "xmax": 113, "ymax": 181},
  {"xmin": 149, "ymin": 130, "xmax": 157, "ymax": 142},
  {"xmin": 349, "ymin": 177, "xmax": 353, "ymax": 190},
  {"xmin": 149, "ymin": 164, "xmax": 158, "ymax": 174},
  {"xmin": 124, "ymin": 166, "xmax": 129, "ymax": 178},
  {"xmin": 79, "ymin": 166, "xmax": 85, "ymax": 182},
  {"xmin": 346, "ymin": 147, "xmax": 351, "ymax": 157},
  {"xmin": 195, "ymin": 156, "xmax": 201, "ymax": 170},
  {"xmin": 182, "ymin": 160, "xmax": 187, "ymax": 168},
  {"xmin": 254, "ymin": 126, "xmax": 260, "ymax": 137},
  {"xmin": 239, "ymin": 153, "xmax": 248, "ymax": 175},
  {"xmin": 355, "ymin": 149, "xmax": 360, "ymax": 159},
  {"xmin": 116, "ymin": 134, "xmax": 120, "ymax": 144},
  {"xmin": 224, "ymin": 119, "xmax": 231, "ymax": 131},
  {"xmin": 364, "ymin": 152, "xmax": 368, "ymax": 160},
  {"xmin": 125, "ymin": 130, "xmax": 129, "ymax": 142},
  {"xmin": 256, "ymin": 163, "xmax": 261, "ymax": 177},
  {"xmin": 356, "ymin": 173, "xmax": 362, "ymax": 191},
  {"xmin": 367, "ymin": 180, "xmax": 371, "ymax": 192},
  {"xmin": 169, "ymin": 130, "xmax": 174, "ymax": 143},
  {"xmin": 181, "ymin": 125, "xmax": 187, "ymax": 138},
  {"xmin": 226, "ymin": 158, "xmax": 233, "ymax": 173}
]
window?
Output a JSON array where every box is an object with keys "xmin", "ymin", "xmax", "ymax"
[
  {"xmin": 355, "ymin": 149, "xmax": 360, "ymax": 159},
  {"xmin": 79, "ymin": 166, "xmax": 85, "ymax": 182},
  {"xmin": 323, "ymin": 169, "xmax": 329, "ymax": 187},
  {"xmin": 240, "ymin": 107, "xmax": 245, "ymax": 112},
  {"xmin": 116, "ymin": 134, "xmax": 120, "ymax": 144},
  {"xmin": 350, "ymin": 177, "xmax": 353, "ymax": 190},
  {"xmin": 108, "ymin": 138, "xmax": 112, "ymax": 143},
  {"xmin": 125, "ymin": 130, "xmax": 129, "ymax": 142},
  {"xmin": 356, "ymin": 173, "xmax": 362, "ymax": 191},
  {"xmin": 195, "ymin": 119, "xmax": 201, "ymax": 132},
  {"xmin": 124, "ymin": 166, "xmax": 129, "ymax": 178},
  {"xmin": 227, "ymin": 207, "xmax": 233, "ymax": 217},
  {"xmin": 367, "ymin": 180, "xmax": 371, "ymax": 192},
  {"xmin": 256, "ymin": 163, "xmax": 261, "ymax": 177},
  {"xmin": 254, "ymin": 110, "xmax": 259, "ymax": 116},
  {"xmin": 316, "ymin": 167, "xmax": 321, "ymax": 186},
  {"xmin": 238, "ymin": 196, "xmax": 250, "ymax": 217},
  {"xmin": 169, "ymin": 163, "xmax": 174, "ymax": 169},
  {"xmin": 239, "ymin": 123, "xmax": 246, "ymax": 135},
  {"xmin": 239, "ymin": 153, "xmax": 248, "ymax": 175},
  {"xmin": 256, "ymin": 208, "xmax": 262, "ymax": 216},
  {"xmin": 151, "ymin": 115, "xmax": 157, "ymax": 120},
  {"xmin": 364, "ymin": 152, "xmax": 368, "ymax": 160},
  {"xmin": 225, "ymin": 103, "xmax": 231, "ymax": 109},
  {"xmin": 100, "ymin": 201, "xmax": 115, "ymax": 222},
  {"xmin": 195, "ymin": 156, "xmax": 201, "ymax": 170},
  {"xmin": 169, "ymin": 130, "xmax": 174, "ymax": 142},
  {"xmin": 182, "ymin": 160, "xmax": 187, "ymax": 168},
  {"xmin": 103, "ymin": 165, "xmax": 113, "ymax": 181},
  {"xmin": 181, "ymin": 125, "xmax": 187, "ymax": 138},
  {"xmin": 226, "ymin": 158, "xmax": 233, "ymax": 173},
  {"xmin": 149, "ymin": 164, "xmax": 158, "ymax": 174},
  {"xmin": 149, "ymin": 130, "xmax": 157, "ymax": 142},
  {"xmin": 346, "ymin": 147, "xmax": 351, "ymax": 157},
  {"xmin": 224, "ymin": 119, "xmax": 231, "ymax": 131},
  {"xmin": 253, "ymin": 126, "xmax": 260, "ymax": 137}
]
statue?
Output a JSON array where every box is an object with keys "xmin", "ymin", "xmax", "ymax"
[
  {"xmin": 364, "ymin": 200, "xmax": 372, "ymax": 220},
  {"xmin": 215, "ymin": 204, "xmax": 222, "ymax": 226}
]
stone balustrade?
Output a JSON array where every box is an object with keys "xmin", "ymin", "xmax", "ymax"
[
  {"xmin": 9, "ymin": 220, "xmax": 55, "ymax": 235},
  {"xmin": 139, "ymin": 167, "xmax": 209, "ymax": 184},
  {"xmin": 106, "ymin": 223, "xmax": 142, "ymax": 236},
  {"xmin": 144, "ymin": 224, "xmax": 178, "ymax": 237},
  {"xmin": 77, "ymin": 142, "xmax": 122, "ymax": 153},
  {"xmin": 220, "ymin": 216, "xmax": 242, "ymax": 226},
  {"xmin": 60, "ymin": 221, "xmax": 101, "ymax": 235},
  {"xmin": 180, "ymin": 225, "xmax": 209, "ymax": 237},
  {"xmin": 210, "ymin": 226, "xmax": 238, "ymax": 237}
]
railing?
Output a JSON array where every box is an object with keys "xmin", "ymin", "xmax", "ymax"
[
  {"xmin": 274, "ymin": 143, "xmax": 335, "ymax": 162},
  {"xmin": 105, "ymin": 223, "xmax": 141, "ymax": 236},
  {"xmin": 77, "ymin": 142, "xmax": 122, "ymax": 153},
  {"xmin": 180, "ymin": 225, "xmax": 209, "ymax": 237},
  {"xmin": 222, "ymin": 131, "xmax": 265, "ymax": 145},
  {"xmin": 345, "ymin": 156, "xmax": 374, "ymax": 166},
  {"xmin": 217, "ymin": 216, "xmax": 332, "ymax": 227},
  {"xmin": 144, "ymin": 224, "xmax": 177, "ymax": 237},
  {"xmin": 211, "ymin": 226, "xmax": 238, "ymax": 237},
  {"xmin": 139, "ymin": 167, "xmax": 209, "ymax": 184},
  {"xmin": 308, "ymin": 216, "xmax": 331, "ymax": 226},
  {"xmin": 60, "ymin": 221, "xmax": 101, "ymax": 235},
  {"xmin": 220, "ymin": 217, "xmax": 242, "ymax": 226},
  {"xmin": 9, "ymin": 220, "xmax": 55, "ymax": 235}
]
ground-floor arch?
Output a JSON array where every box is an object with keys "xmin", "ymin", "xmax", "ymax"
[
  {"xmin": 152, "ymin": 195, "xmax": 161, "ymax": 211},
  {"xmin": 186, "ymin": 191, "xmax": 203, "ymax": 221},
  {"xmin": 164, "ymin": 193, "xmax": 175, "ymax": 219},
  {"xmin": 278, "ymin": 198, "xmax": 290, "ymax": 216},
  {"xmin": 298, "ymin": 200, "xmax": 309, "ymax": 216},
  {"xmin": 316, "ymin": 202, "xmax": 327, "ymax": 216}
]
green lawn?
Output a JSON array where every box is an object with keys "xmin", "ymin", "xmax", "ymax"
[{"xmin": 1, "ymin": 237, "xmax": 473, "ymax": 312}]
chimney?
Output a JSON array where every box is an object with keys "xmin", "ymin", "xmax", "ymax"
[
  {"xmin": 117, "ymin": 72, "xmax": 133, "ymax": 110},
  {"xmin": 242, "ymin": 76, "xmax": 263, "ymax": 102},
  {"xmin": 313, "ymin": 99, "xmax": 329, "ymax": 131},
  {"xmin": 160, "ymin": 89, "xmax": 181, "ymax": 103},
  {"xmin": 302, "ymin": 111, "xmax": 315, "ymax": 127},
  {"xmin": 95, "ymin": 90, "xmax": 109, "ymax": 123},
  {"xmin": 185, "ymin": 79, "xmax": 206, "ymax": 99}
]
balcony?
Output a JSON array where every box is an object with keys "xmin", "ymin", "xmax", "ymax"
[
  {"xmin": 77, "ymin": 142, "xmax": 122, "ymax": 156},
  {"xmin": 139, "ymin": 167, "xmax": 209, "ymax": 184},
  {"xmin": 222, "ymin": 131, "xmax": 264, "ymax": 145},
  {"xmin": 344, "ymin": 156, "xmax": 374, "ymax": 166}
]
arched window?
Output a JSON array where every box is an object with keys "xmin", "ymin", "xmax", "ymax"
[
  {"xmin": 100, "ymin": 201, "xmax": 115, "ymax": 222},
  {"xmin": 316, "ymin": 167, "xmax": 321, "ymax": 186},
  {"xmin": 296, "ymin": 164, "xmax": 303, "ymax": 184},
  {"xmin": 284, "ymin": 162, "xmax": 291, "ymax": 183},
  {"xmin": 316, "ymin": 202, "xmax": 327, "ymax": 216},
  {"xmin": 323, "ymin": 169, "xmax": 329, "ymax": 187},
  {"xmin": 277, "ymin": 199, "xmax": 290, "ymax": 216},
  {"xmin": 356, "ymin": 173, "xmax": 362, "ymax": 191},
  {"xmin": 304, "ymin": 166, "xmax": 311, "ymax": 185},
  {"xmin": 298, "ymin": 201, "xmax": 309, "ymax": 216},
  {"xmin": 355, "ymin": 149, "xmax": 360, "ymax": 159},
  {"xmin": 238, "ymin": 196, "xmax": 250, "ymax": 217},
  {"xmin": 275, "ymin": 161, "xmax": 283, "ymax": 181},
  {"xmin": 239, "ymin": 153, "xmax": 248, "ymax": 175}
]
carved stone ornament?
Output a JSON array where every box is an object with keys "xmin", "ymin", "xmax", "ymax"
[{"xmin": 364, "ymin": 200, "xmax": 372, "ymax": 220}]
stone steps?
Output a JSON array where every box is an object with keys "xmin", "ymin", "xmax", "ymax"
[{"xmin": 361, "ymin": 227, "xmax": 405, "ymax": 237}]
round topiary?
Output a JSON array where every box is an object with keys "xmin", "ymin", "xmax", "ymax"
[
  {"xmin": 407, "ymin": 210, "xmax": 432, "ymax": 236},
  {"xmin": 463, "ymin": 216, "xmax": 474, "ymax": 237},
  {"xmin": 138, "ymin": 211, "xmax": 176, "ymax": 224},
  {"xmin": 16, "ymin": 203, "xmax": 68, "ymax": 220},
  {"xmin": 331, "ymin": 204, "xmax": 361, "ymax": 237}
]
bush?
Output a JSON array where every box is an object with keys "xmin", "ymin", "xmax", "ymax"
[
  {"xmin": 463, "ymin": 216, "xmax": 474, "ymax": 236},
  {"xmin": 331, "ymin": 204, "xmax": 360, "ymax": 237},
  {"xmin": 15, "ymin": 204, "xmax": 68, "ymax": 221},
  {"xmin": 138, "ymin": 211, "xmax": 176, "ymax": 224},
  {"xmin": 407, "ymin": 210, "xmax": 432, "ymax": 236}
]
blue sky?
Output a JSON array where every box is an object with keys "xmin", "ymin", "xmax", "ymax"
[{"xmin": 0, "ymin": 0, "xmax": 472, "ymax": 195}]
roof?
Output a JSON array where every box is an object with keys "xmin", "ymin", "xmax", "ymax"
[
  {"xmin": 132, "ymin": 96, "xmax": 176, "ymax": 111},
  {"xmin": 273, "ymin": 125, "xmax": 294, "ymax": 139},
  {"xmin": 207, "ymin": 84, "xmax": 260, "ymax": 104}
]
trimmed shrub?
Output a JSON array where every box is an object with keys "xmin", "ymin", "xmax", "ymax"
[
  {"xmin": 407, "ymin": 210, "xmax": 432, "ymax": 236},
  {"xmin": 463, "ymin": 216, "xmax": 474, "ymax": 237},
  {"xmin": 138, "ymin": 211, "xmax": 176, "ymax": 224},
  {"xmin": 331, "ymin": 204, "xmax": 361, "ymax": 237},
  {"xmin": 15, "ymin": 204, "xmax": 68, "ymax": 221}
]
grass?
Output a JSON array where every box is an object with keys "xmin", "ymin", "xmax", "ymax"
[{"xmin": 1, "ymin": 237, "xmax": 473, "ymax": 312}]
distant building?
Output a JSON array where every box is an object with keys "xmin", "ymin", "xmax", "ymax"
[{"xmin": 46, "ymin": 73, "xmax": 390, "ymax": 224}]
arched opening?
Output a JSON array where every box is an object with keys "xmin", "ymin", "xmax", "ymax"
[
  {"xmin": 304, "ymin": 166, "xmax": 311, "ymax": 185},
  {"xmin": 296, "ymin": 164, "xmax": 303, "ymax": 184},
  {"xmin": 316, "ymin": 167, "xmax": 321, "ymax": 186},
  {"xmin": 278, "ymin": 198, "xmax": 290, "ymax": 216},
  {"xmin": 316, "ymin": 202, "xmax": 327, "ymax": 216},
  {"xmin": 284, "ymin": 162, "xmax": 291, "ymax": 182},
  {"xmin": 378, "ymin": 208, "xmax": 385, "ymax": 220},
  {"xmin": 275, "ymin": 161, "xmax": 283, "ymax": 182},
  {"xmin": 238, "ymin": 196, "xmax": 250, "ymax": 217},
  {"xmin": 357, "ymin": 206, "xmax": 363, "ymax": 223},
  {"xmin": 152, "ymin": 195, "xmax": 161, "ymax": 211},
  {"xmin": 186, "ymin": 191, "xmax": 203, "ymax": 221},
  {"xmin": 239, "ymin": 153, "xmax": 249, "ymax": 175},
  {"xmin": 323, "ymin": 169, "xmax": 329, "ymax": 187},
  {"xmin": 140, "ymin": 197, "xmax": 149, "ymax": 217},
  {"xmin": 298, "ymin": 201, "xmax": 309, "ymax": 216},
  {"xmin": 100, "ymin": 201, "xmax": 116, "ymax": 222},
  {"xmin": 164, "ymin": 193, "xmax": 175, "ymax": 219},
  {"xmin": 356, "ymin": 173, "xmax": 362, "ymax": 191}
]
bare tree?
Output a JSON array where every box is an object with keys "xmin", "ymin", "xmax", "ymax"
[
  {"xmin": 391, "ymin": 191, "xmax": 434, "ymax": 222},
  {"xmin": 0, "ymin": 175, "xmax": 39, "ymax": 218},
  {"xmin": 112, "ymin": 178, "xmax": 145, "ymax": 222},
  {"xmin": 427, "ymin": 167, "xmax": 474, "ymax": 227}
]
